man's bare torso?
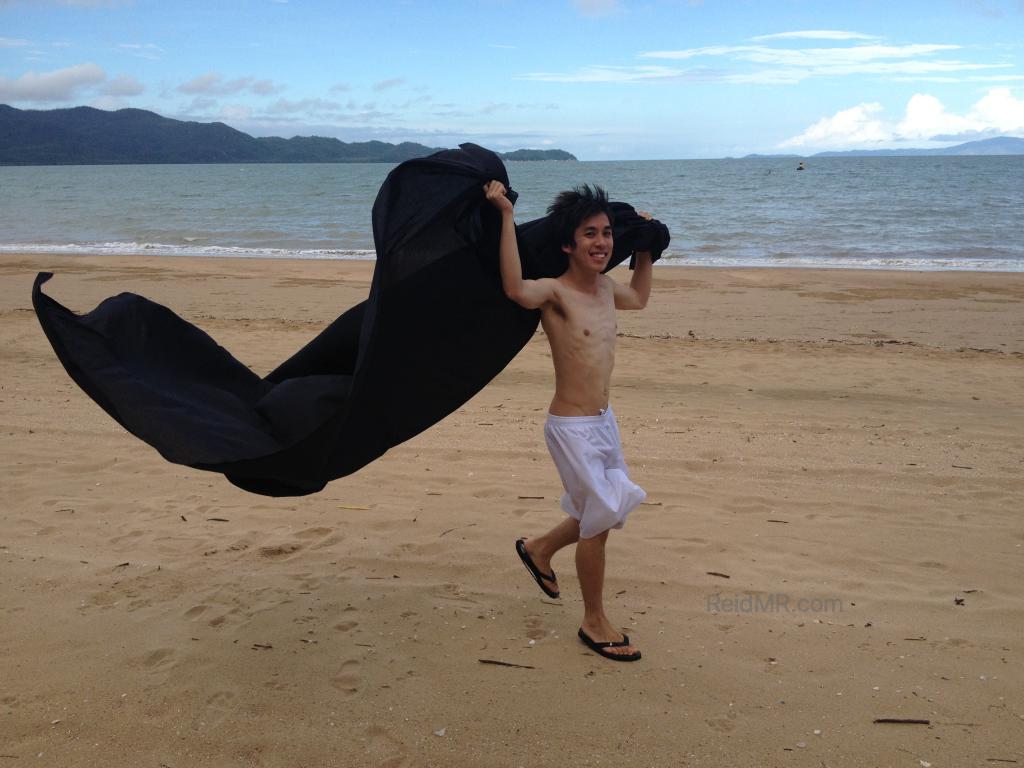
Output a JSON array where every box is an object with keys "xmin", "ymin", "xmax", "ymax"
[{"xmin": 540, "ymin": 274, "xmax": 617, "ymax": 417}]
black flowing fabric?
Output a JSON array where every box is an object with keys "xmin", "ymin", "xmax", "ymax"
[{"xmin": 32, "ymin": 143, "xmax": 671, "ymax": 497}]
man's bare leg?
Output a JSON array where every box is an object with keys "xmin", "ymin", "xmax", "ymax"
[
  {"xmin": 576, "ymin": 530, "xmax": 639, "ymax": 657},
  {"xmin": 521, "ymin": 516, "xmax": 579, "ymax": 595}
]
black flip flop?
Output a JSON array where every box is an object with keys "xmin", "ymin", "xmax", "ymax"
[
  {"xmin": 515, "ymin": 538, "xmax": 559, "ymax": 599},
  {"xmin": 577, "ymin": 627, "xmax": 642, "ymax": 662}
]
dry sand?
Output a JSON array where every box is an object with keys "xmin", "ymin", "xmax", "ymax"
[{"xmin": 2, "ymin": 254, "xmax": 1023, "ymax": 767}]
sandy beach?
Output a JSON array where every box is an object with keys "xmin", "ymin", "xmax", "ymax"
[{"xmin": 2, "ymin": 253, "xmax": 1022, "ymax": 767}]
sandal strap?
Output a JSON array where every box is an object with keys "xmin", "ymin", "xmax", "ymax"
[{"xmin": 579, "ymin": 628, "xmax": 631, "ymax": 647}]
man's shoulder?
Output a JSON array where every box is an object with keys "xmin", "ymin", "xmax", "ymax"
[{"xmin": 538, "ymin": 276, "xmax": 568, "ymax": 299}]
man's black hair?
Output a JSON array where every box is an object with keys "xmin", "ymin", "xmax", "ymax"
[{"xmin": 546, "ymin": 184, "xmax": 614, "ymax": 249}]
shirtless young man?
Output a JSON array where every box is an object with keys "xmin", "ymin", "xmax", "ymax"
[{"xmin": 484, "ymin": 180, "xmax": 653, "ymax": 662}]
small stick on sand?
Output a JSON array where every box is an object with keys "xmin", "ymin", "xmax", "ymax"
[
  {"xmin": 479, "ymin": 659, "xmax": 535, "ymax": 669},
  {"xmin": 440, "ymin": 523, "xmax": 477, "ymax": 537}
]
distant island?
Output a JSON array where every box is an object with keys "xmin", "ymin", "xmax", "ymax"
[
  {"xmin": 0, "ymin": 104, "xmax": 578, "ymax": 165},
  {"xmin": 741, "ymin": 136, "xmax": 1024, "ymax": 159},
  {"xmin": 500, "ymin": 148, "xmax": 576, "ymax": 161}
]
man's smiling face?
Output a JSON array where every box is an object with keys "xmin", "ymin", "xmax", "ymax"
[{"xmin": 563, "ymin": 212, "xmax": 613, "ymax": 274}]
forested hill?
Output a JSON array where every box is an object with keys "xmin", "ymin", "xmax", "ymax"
[
  {"xmin": 501, "ymin": 148, "xmax": 576, "ymax": 161},
  {"xmin": 0, "ymin": 105, "xmax": 578, "ymax": 165}
]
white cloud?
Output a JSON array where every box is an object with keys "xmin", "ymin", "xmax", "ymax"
[
  {"xmin": 645, "ymin": 43, "xmax": 961, "ymax": 66},
  {"xmin": 100, "ymin": 73, "xmax": 143, "ymax": 96},
  {"xmin": 266, "ymin": 97, "xmax": 342, "ymax": 115},
  {"xmin": 519, "ymin": 64, "xmax": 692, "ymax": 83},
  {"xmin": 752, "ymin": 30, "xmax": 878, "ymax": 41},
  {"xmin": 779, "ymin": 103, "xmax": 888, "ymax": 148},
  {"xmin": 640, "ymin": 42, "xmax": 1010, "ymax": 84},
  {"xmin": 118, "ymin": 42, "xmax": 162, "ymax": 59},
  {"xmin": 780, "ymin": 88, "xmax": 1024, "ymax": 149},
  {"xmin": 178, "ymin": 72, "xmax": 246, "ymax": 95},
  {"xmin": 896, "ymin": 93, "xmax": 982, "ymax": 138},
  {"xmin": 89, "ymin": 94, "xmax": 128, "ymax": 110},
  {"xmin": 572, "ymin": 0, "xmax": 620, "ymax": 16},
  {"xmin": 372, "ymin": 77, "xmax": 405, "ymax": 92},
  {"xmin": 0, "ymin": 62, "xmax": 104, "ymax": 102},
  {"xmin": 218, "ymin": 104, "xmax": 252, "ymax": 121},
  {"xmin": 252, "ymin": 79, "xmax": 284, "ymax": 95},
  {"xmin": 529, "ymin": 37, "xmax": 1011, "ymax": 87},
  {"xmin": 176, "ymin": 72, "xmax": 282, "ymax": 96},
  {"xmin": 184, "ymin": 96, "xmax": 216, "ymax": 113},
  {"xmin": 972, "ymin": 86, "xmax": 1024, "ymax": 131},
  {"xmin": 1, "ymin": 36, "xmax": 30, "ymax": 47}
]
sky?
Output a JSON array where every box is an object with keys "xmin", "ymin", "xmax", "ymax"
[{"xmin": 1, "ymin": 0, "xmax": 1023, "ymax": 159}]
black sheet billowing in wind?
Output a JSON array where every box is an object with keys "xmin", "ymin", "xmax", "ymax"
[{"xmin": 32, "ymin": 143, "xmax": 671, "ymax": 497}]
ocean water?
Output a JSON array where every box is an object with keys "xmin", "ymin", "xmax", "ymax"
[{"xmin": 1, "ymin": 156, "xmax": 1022, "ymax": 271}]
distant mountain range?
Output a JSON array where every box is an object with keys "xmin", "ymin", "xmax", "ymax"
[
  {"xmin": 0, "ymin": 104, "xmax": 577, "ymax": 165},
  {"xmin": 742, "ymin": 136, "xmax": 1024, "ymax": 159}
]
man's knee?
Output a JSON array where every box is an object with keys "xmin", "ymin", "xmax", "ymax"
[{"xmin": 579, "ymin": 529, "xmax": 610, "ymax": 545}]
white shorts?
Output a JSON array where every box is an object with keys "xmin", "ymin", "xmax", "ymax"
[{"xmin": 544, "ymin": 407, "xmax": 646, "ymax": 539}]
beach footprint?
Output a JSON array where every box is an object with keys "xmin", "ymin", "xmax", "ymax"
[
  {"xmin": 364, "ymin": 725, "xmax": 411, "ymax": 768},
  {"xmin": 705, "ymin": 711, "xmax": 738, "ymax": 733},
  {"xmin": 141, "ymin": 647, "xmax": 176, "ymax": 671},
  {"xmin": 108, "ymin": 528, "xmax": 147, "ymax": 543},
  {"xmin": 295, "ymin": 526, "xmax": 333, "ymax": 540},
  {"xmin": 125, "ymin": 596, "xmax": 153, "ymax": 612},
  {"xmin": 330, "ymin": 659, "xmax": 362, "ymax": 697},
  {"xmin": 258, "ymin": 542, "xmax": 303, "ymax": 559},
  {"xmin": 197, "ymin": 689, "xmax": 239, "ymax": 729},
  {"xmin": 286, "ymin": 571, "xmax": 323, "ymax": 591},
  {"xmin": 524, "ymin": 615, "xmax": 546, "ymax": 641}
]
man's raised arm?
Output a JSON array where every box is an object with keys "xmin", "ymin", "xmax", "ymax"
[
  {"xmin": 613, "ymin": 209, "xmax": 654, "ymax": 310},
  {"xmin": 484, "ymin": 180, "xmax": 556, "ymax": 310},
  {"xmin": 613, "ymin": 250, "xmax": 652, "ymax": 310}
]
